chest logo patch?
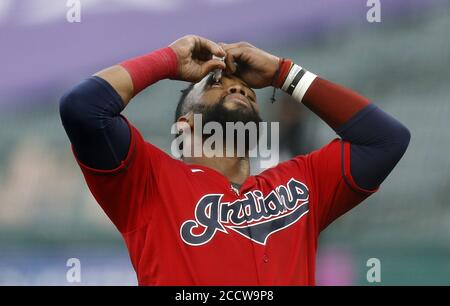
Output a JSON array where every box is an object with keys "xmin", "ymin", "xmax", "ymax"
[{"xmin": 180, "ymin": 178, "xmax": 309, "ymax": 246}]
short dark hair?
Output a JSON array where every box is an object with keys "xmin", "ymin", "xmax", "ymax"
[{"xmin": 175, "ymin": 83, "xmax": 195, "ymax": 122}]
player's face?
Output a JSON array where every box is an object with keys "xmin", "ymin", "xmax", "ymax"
[
  {"xmin": 180, "ymin": 73, "xmax": 263, "ymax": 153},
  {"xmin": 189, "ymin": 72, "xmax": 260, "ymax": 119}
]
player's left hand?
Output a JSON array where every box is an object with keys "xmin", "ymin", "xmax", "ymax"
[{"xmin": 219, "ymin": 42, "xmax": 280, "ymax": 89}]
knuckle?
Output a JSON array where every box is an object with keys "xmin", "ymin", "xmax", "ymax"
[
  {"xmin": 238, "ymin": 41, "xmax": 250, "ymax": 47},
  {"xmin": 184, "ymin": 34, "xmax": 196, "ymax": 43}
]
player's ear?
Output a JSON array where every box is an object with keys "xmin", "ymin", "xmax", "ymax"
[{"xmin": 177, "ymin": 111, "xmax": 194, "ymax": 131}]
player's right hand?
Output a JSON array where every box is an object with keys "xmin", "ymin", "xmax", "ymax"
[{"xmin": 169, "ymin": 35, "xmax": 226, "ymax": 83}]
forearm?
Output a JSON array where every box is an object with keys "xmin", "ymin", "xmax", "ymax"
[
  {"xmin": 95, "ymin": 47, "xmax": 178, "ymax": 105},
  {"xmin": 274, "ymin": 60, "xmax": 369, "ymax": 129},
  {"xmin": 277, "ymin": 61, "xmax": 410, "ymax": 189},
  {"xmin": 303, "ymin": 77, "xmax": 370, "ymax": 129}
]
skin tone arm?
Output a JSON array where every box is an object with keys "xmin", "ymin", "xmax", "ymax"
[{"xmin": 94, "ymin": 35, "xmax": 227, "ymax": 106}]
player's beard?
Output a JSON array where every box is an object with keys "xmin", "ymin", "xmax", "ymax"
[{"xmin": 191, "ymin": 96, "xmax": 263, "ymax": 155}]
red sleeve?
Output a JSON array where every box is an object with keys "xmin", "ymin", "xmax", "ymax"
[
  {"xmin": 72, "ymin": 116, "xmax": 167, "ymax": 233},
  {"xmin": 305, "ymin": 139, "xmax": 378, "ymax": 232}
]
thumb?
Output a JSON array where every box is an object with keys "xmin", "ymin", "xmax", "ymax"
[{"xmin": 200, "ymin": 59, "xmax": 226, "ymax": 77}]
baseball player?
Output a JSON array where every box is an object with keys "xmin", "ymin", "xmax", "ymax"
[{"xmin": 60, "ymin": 35, "xmax": 410, "ymax": 285}]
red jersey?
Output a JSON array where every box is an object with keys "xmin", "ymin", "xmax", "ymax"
[{"xmin": 73, "ymin": 118, "xmax": 377, "ymax": 285}]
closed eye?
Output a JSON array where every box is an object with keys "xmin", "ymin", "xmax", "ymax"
[
  {"xmin": 206, "ymin": 74, "xmax": 256, "ymax": 102},
  {"xmin": 206, "ymin": 74, "xmax": 222, "ymax": 88},
  {"xmin": 211, "ymin": 79, "xmax": 222, "ymax": 87}
]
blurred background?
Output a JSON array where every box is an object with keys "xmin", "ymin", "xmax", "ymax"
[{"xmin": 1, "ymin": 0, "xmax": 449, "ymax": 285}]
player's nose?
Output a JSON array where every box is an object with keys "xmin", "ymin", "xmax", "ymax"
[{"xmin": 227, "ymin": 84, "xmax": 247, "ymax": 97}]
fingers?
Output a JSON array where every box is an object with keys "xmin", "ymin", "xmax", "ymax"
[
  {"xmin": 220, "ymin": 41, "xmax": 254, "ymax": 49},
  {"xmin": 224, "ymin": 50, "xmax": 238, "ymax": 74},
  {"xmin": 191, "ymin": 37, "xmax": 259, "ymax": 79},
  {"xmin": 219, "ymin": 43, "xmax": 249, "ymax": 74},
  {"xmin": 200, "ymin": 59, "xmax": 226, "ymax": 78},
  {"xmin": 196, "ymin": 36, "xmax": 226, "ymax": 58},
  {"xmin": 194, "ymin": 39, "xmax": 253, "ymax": 75}
]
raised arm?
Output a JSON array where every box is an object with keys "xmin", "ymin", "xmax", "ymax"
[
  {"xmin": 220, "ymin": 42, "xmax": 410, "ymax": 190},
  {"xmin": 59, "ymin": 35, "xmax": 225, "ymax": 170}
]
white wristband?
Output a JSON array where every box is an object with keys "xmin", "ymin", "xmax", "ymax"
[
  {"xmin": 292, "ymin": 70, "xmax": 317, "ymax": 102},
  {"xmin": 281, "ymin": 63, "xmax": 317, "ymax": 103},
  {"xmin": 281, "ymin": 64, "xmax": 303, "ymax": 92}
]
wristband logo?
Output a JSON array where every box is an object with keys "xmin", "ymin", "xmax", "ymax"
[{"xmin": 180, "ymin": 178, "xmax": 309, "ymax": 246}]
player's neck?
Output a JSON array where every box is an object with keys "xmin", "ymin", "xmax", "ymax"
[{"xmin": 184, "ymin": 156, "xmax": 250, "ymax": 185}]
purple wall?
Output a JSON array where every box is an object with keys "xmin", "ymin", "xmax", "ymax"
[{"xmin": 0, "ymin": 0, "xmax": 447, "ymax": 106}]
